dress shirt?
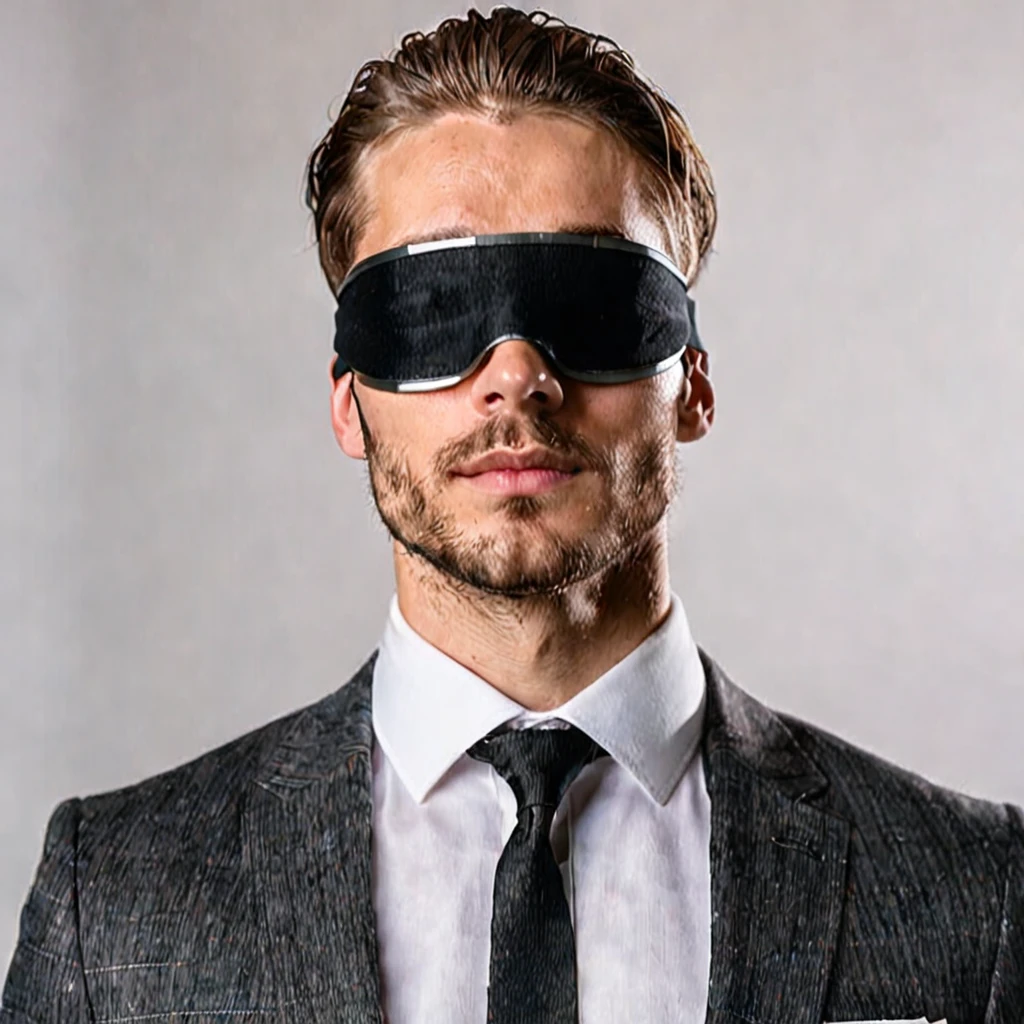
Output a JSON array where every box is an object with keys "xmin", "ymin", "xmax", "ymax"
[{"xmin": 371, "ymin": 590, "xmax": 711, "ymax": 1023}]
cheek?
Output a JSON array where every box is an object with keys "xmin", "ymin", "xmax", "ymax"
[
  {"xmin": 375, "ymin": 392, "xmax": 467, "ymax": 462},
  {"xmin": 576, "ymin": 380, "xmax": 671, "ymax": 439}
]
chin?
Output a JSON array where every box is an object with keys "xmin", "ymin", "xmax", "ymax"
[{"xmin": 462, "ymin": 531, "xmax": 604, "ymax": 587}]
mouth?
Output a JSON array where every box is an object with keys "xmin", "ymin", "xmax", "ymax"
[
  {"xmin": 450, "ymin": 446, "xmax": 584, "ymax": 496},
  {"xmin": 453, "ymin": 466, "xmax": 583, "ymax": 497}
]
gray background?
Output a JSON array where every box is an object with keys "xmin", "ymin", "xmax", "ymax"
[{"xmin": 3, "ymin": 0, "xmax": 1022, "ymax": 975}]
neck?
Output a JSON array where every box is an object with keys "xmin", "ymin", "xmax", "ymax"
[{"xmin": 392, "ymin": 523, "xmax": 673, "ymax": 711}]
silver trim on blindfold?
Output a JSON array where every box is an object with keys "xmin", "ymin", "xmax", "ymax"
[
  {"xmin": 337, "ymin": 231, "xmax": 688, "ymax": 296},
  {"xmin": 352, "ymin": 334, "xmax": 686, "ymax": 393}
]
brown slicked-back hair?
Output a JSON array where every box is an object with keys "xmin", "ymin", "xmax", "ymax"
[{"xmin": 305, "ymin": 5, "xmax": 717, "ymax": 294}]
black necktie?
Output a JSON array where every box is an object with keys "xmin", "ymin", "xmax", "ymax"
[{"xmin": 467, "ymin": 724, "xmax": 608, "ymax": 1024}]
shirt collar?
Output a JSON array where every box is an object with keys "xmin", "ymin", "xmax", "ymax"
[{"xmin": 371, "ymin": 590, "xmax": 706, "ymax": 806}]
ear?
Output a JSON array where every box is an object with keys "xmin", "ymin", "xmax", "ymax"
[
  {"xmin": 676, "ymin": 348, "xmax": 715, "ymax": 444},
  {"xmin": 329, "ymin": 358, "xmax": 367, "ymax": 460}
]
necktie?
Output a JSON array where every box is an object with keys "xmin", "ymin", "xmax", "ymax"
[{"xmin": 467, "ymin": 724, "xmax": 608, "ymax": 1024}]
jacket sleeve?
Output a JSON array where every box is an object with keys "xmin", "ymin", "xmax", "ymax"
[
  {"xmin": 1, "ymin": 798, "xmax": 92, "ymax": 1022},
  {"xmin": 985, "ymin": 802, "xmax": 1024, "ymax": 1023}
]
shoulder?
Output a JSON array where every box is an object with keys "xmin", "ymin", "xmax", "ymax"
[
  {"xmin": 700, "ymin": 647, "xmax": 1019, "ymax": 855},
  {"xmin": 701, "ymin": 647, "xmax": 1022, "ymax": 992},
  {"xmin": 780, "ymin": 708, "xmax": 1020, "ymax": 851},
  {"xmin": 769, "ymin": 709, "xmax": 1024, "ymax": 1013},
  {"xmin": 4, "ymin": 694, "xmax": 321, "ymax": 1007},
  {"xmin": 71, "ymin": 700, "xmax": 306, "ymax": 858},
  {"xmin": 782, "ymin": 708, "xmax": 1022, "ymax": 976},
  {"xmin": 68, "ymin": 651, "xmax": 376, "ymax": 866}
]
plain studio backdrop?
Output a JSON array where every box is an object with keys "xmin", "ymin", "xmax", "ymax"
[{"xmin": 2, "ymin": 0, "xmax": 1023, "ymax": 974}]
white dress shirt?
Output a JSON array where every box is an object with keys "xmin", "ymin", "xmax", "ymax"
[{"xmin": 371, "ymin": 590, "xmax": 711, "ymax": 1023}]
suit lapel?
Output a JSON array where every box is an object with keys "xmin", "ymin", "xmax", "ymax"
[
  {"xmin": 244, "ymin": 653, "xmax": 384, "ymax": 1023},
  {"xmin": 699, "ymin": 649, "xmax": 851, "ymax": 1024}
]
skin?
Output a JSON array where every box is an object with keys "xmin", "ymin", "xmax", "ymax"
[{"xmin": 330, "ymin": 111, "xmax": 714, "ymax": 711}]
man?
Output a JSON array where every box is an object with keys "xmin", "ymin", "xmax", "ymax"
[{"xmin": 3, "ymin": 6, "xmax": 1021, "ymax": 1023}]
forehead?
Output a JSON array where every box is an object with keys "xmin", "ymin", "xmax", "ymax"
[{"xmin": 353, "ymin": 111, "xmax": 654, "ymax": 261}]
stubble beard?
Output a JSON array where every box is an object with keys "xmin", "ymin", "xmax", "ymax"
[{"xmin": 355, "ymin": 400, "xmax": 680, "ymax": 599}]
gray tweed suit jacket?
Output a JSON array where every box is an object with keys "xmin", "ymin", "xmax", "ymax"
[{"xmin": 3, "ymin": 649, "xmax": 1022, "ymax": 1023}]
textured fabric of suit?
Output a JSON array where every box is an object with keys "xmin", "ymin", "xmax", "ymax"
[{"xmin": 3, "ymin": 648, "xmax": 1022, "ymax": 1023}]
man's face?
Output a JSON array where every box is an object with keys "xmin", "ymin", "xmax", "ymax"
[{"xmin": 331, "ymin": 111, "xmax": 711, "ymax": 597}]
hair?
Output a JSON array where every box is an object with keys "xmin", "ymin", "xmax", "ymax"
[{"xmin": 305, "ymin": 5, "xmax": 717, "ymax": 295}]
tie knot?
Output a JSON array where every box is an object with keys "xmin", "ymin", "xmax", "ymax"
[{"xmin": 467, "ymin": 724, "xmax": 606, "ymax": 813}]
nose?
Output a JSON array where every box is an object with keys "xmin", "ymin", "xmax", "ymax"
[{"xmin": 468, "ymin": 339, "xmax": 565, "ymax": 416}]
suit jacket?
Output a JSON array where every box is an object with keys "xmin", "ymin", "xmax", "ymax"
[{"xmin": 3, "ymin": 648, "xmax": 1022, "ymax": 1023}]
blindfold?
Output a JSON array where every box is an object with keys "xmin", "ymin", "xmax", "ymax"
[{"xmin": 331, "ymin": 232, "xmax": 706, "ymax": 392}]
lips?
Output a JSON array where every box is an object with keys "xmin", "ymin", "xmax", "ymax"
[
  {"xmin": 451, "ymin": 448, "xmax": 583, "ymax": 497},
  {"xmin": 452, "ymin": 448, "xmax": 580, "ymax": 477}
]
